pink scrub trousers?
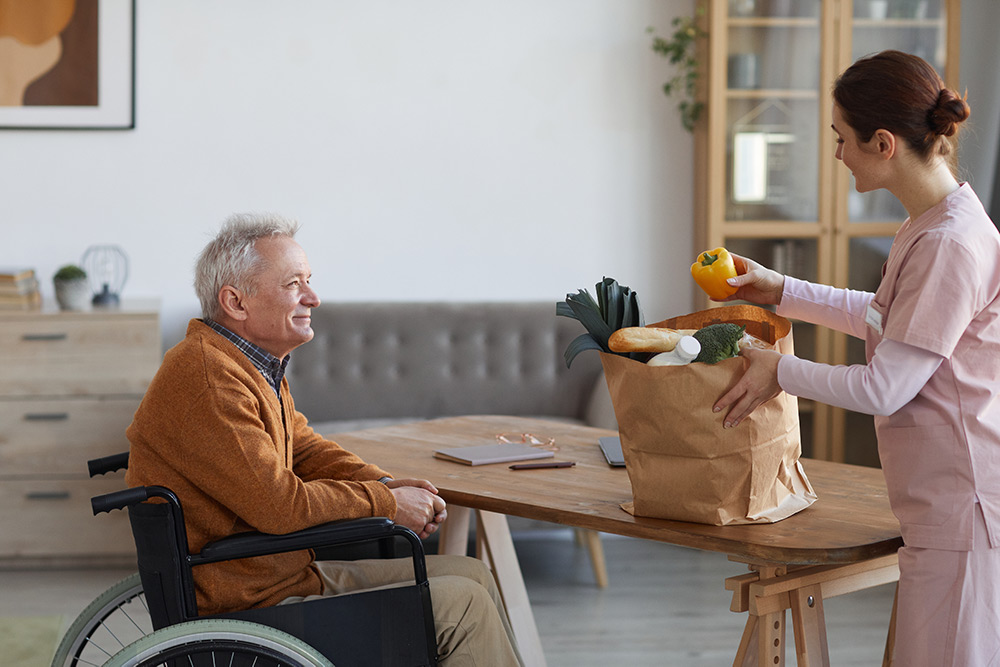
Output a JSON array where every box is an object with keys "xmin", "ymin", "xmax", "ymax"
[{"xmin": 894, "ymin": 503, "xmax": 1000, "ymax": 666}]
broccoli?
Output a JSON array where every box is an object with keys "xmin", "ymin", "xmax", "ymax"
[{"xmin": 692, "ymin": 323, "xmax": 745, "ymax": 364}]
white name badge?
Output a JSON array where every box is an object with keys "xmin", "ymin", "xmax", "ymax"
[{"xmin": 865, "ymin": 302, "xmax": 884, "ymax": 335}]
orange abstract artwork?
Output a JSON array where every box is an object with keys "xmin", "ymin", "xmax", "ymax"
[{"xmin": 0, "ymin": 0, "xmax": 99, "ymax": 107}]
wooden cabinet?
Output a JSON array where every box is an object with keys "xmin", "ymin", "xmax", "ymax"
[
  {"xmin": 0, "ymin": 301, "xmax": 160, "ymax": 564},
  {"xmin": 693, "ymin": 0, "xmax": 961, "ymax": 463}
]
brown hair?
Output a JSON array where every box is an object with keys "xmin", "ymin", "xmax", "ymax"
[{"xmin": 833, "ymin": 50, "xmax": 970, "ymax": 167}]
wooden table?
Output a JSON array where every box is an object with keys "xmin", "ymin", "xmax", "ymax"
[{"xmin": 332, "ymin": 415, "xmax": 903, "ymax": 667}]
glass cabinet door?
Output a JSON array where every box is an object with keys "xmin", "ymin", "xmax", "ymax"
[
  {"xmin": 724, "ymin": 1, "xmax": 822, "ymax": 224},
  {"xmin": 847, "ymin": 0, "xmax": 950, "ymax": 223},
  {"xmin": 716, "ymin": 0, "xmax": 827, "ymax": 457}
]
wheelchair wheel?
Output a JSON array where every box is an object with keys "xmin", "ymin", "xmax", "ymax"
[
  {"xmin": 51, "ymin": 572, "xmax": 151, "ymax": 667},
  {"xmin": 104, "ymin": 618, "xmax": 334, "ymax": 667}
]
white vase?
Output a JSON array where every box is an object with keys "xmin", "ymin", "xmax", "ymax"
[
  {"xmin": 54, "ymin": 279, "xmax": 91, "ymax": 311},
  {"xmin": 868, "ymin": 0, "xmax": 889, "ymax": 19}
]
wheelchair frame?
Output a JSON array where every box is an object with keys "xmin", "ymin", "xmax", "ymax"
[{"xmin": 53, "ymin": 452, "xmax": 439, "ymax": 667}]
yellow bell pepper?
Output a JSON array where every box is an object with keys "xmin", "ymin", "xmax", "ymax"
[{"xmin": 691, "ymin": 247, "xmax": 739, "ymax": 300}]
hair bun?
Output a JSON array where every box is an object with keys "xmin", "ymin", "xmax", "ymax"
[{"xmin": 930, "ymin": 88, "xmax": 971, "ymax": 137}]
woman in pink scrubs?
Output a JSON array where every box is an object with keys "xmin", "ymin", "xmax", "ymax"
[{"xmin": 716, "ymin": 50, "xmax": 1000, "ymax": 665}]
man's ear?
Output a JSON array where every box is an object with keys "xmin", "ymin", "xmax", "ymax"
[
  {"xmin": 873, "ymin": 128, "xmax": 896, "ymax": 160},
  {"xmin": 218, "ymin": 285, "xmax": 248, "ymax": 321}
]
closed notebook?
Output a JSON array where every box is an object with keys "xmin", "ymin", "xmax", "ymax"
[{"xmin": 433, "ymin": 442, "xmax": 555, "ymax": 466}]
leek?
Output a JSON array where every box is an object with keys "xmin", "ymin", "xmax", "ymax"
[{"xmin": 557, "ymin": 277, "xmax": 644, "ymax": 367}]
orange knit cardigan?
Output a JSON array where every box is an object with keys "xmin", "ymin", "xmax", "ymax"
[{"xmin": 126, "ymin": 319, "xmax": 397, "ymax": 615}]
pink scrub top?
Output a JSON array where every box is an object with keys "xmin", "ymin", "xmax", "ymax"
[{"xmin": 867, "ymin": 183, "xmax": 1000, "ymax": 551}]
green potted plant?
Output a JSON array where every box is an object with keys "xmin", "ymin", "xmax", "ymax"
[
  {"xmin": 53, "ymin": 264, "xmax": 90, "ymax": 311},
  {"xmin": 648, "ymin": 8, "xmax": 706, "ymax": 133}
]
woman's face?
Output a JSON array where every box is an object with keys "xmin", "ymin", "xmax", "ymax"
[{"xmin": 832, "ymin": 104, "xmax": 883, "ymax": 193}]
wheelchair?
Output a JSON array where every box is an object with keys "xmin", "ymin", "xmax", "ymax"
[{"xmin": 53, "ymin": 452, "xmax": 438, "ymax": 667}]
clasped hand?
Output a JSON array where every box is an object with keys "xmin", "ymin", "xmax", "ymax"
[{"xmin": 386, "ymin": 478, "xmax": 447, "ymax": 539}]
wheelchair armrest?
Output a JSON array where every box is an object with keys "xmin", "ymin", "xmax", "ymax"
[{"xmin": 193, "ymin": 518, "xmax": 429, "ymax": 585}]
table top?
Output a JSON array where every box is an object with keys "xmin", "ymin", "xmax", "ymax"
[{"xmin": 331, "ymin": 415, "xmax": 903, "ymax": 566}]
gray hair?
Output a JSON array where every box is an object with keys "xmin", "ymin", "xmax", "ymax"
[{"xmin": 194, "ymin": 213, "xmax": 301, "ymax": 321}]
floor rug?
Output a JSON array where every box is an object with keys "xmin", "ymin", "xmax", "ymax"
[{"xmin": 0, "ymin": 615, "xmax": 64, "ymax": 667}]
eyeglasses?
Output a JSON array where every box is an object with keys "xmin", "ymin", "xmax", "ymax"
[{"xmin": 496, "ymin": 432, "xmax": 558, "ymax": 452}]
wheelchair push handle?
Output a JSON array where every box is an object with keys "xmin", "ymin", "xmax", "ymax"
[
  {"xmin": 88, "ymin": 451, "xmax": 129, "ymax": 477},
  {"xmin": 92, "ymin": 487, "xmax": 150, "ymax": 515},
  {"xmin": 91, "ymin": 485, "xmax": 180, "ymax": 516}
]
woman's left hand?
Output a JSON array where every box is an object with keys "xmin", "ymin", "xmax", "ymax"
[{"xmin": 713, "ymin": 347, "xmax": 783, "ymax": 428}]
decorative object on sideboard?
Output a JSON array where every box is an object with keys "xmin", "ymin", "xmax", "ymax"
[
  {"xmin": 0, "ymin": 267, "xmax": 42, "ymax": 310},
  {"xmin": 53, "ymin": 264, "xmax": 90, "ymax": 311},
  {"xmin": 81, "ymin": 244, "xmax": 129, "ymax": 307}
]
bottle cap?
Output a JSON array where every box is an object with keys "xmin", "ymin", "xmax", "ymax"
[{"xmin": 675, "ymin": 336, "xmax": 701, "ymax": 361}]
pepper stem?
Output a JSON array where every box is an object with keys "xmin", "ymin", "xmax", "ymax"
[{"xmin": 700, "ymin": 251, "xmax": 720, "ymax": 266}]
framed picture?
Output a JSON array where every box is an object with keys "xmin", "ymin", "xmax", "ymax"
[{"xmin": 0, "ymin": 0, "xmax": 136, "ymax": 130}]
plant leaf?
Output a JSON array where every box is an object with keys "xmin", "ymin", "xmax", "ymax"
[
  {"xmin": 632, "ymin": 291, "xmax": 645, "ymax": 327},
  {"xmin": 566, "ymin": 297, "xmax": 614, "ymax": 350},
  {"xmin": 621, "ymin": 289, "xmax": 641, "ymax": 329},
  {"xmin": 555, "ymin": 301, "xmax": 576, "ymax": 319},
  {"xmin": 564, "ymin": 332, "xmax": 604, "ymax": 368},
  {"xmin": 558, "ymin": 277, "xmax": 645, "ymax": 364}
]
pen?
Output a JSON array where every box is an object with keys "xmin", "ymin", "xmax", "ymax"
[{"xmin": 509, "ymin": 461, "xmax": 576, "ymax": 470}]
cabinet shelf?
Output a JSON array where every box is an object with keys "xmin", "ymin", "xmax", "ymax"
[
  {"xmin": 721, "ymin": 221, "xmax": 824, "ymax": 235},
  {"xmin": 852, "ymin": 18, "xmax": 945, "ymax": 28},
  {"xmin": 726, "ymin": 89, "xmax": 818, "ymax": 100},
  {"xmin": 728, "ymin": 17, "xmax": 819, "ymax": 28}
]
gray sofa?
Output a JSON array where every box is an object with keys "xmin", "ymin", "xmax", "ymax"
[
  {"xmin": 285, "ymin": 301, "xmax": 618, "ymax": 586},
  {"xmin": 287, "ymin": 302, "xmax": 616, "ymax": 435}
]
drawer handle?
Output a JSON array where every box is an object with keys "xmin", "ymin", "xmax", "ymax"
[
  {"xmin": 25, "ymin": 491, "xmax": 72, "ymax": 501},
  {"xmin": 24, "ymin": 413, "xmax": 70, "ymax": 422},
  {"xmin": 22, "ymin": 333, "xmax": 68, "ymax": 342}
]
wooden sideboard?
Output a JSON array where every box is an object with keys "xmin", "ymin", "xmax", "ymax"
[{"xmin": 0, "ymin": 300, "xmax": 161, "ymax": 566}]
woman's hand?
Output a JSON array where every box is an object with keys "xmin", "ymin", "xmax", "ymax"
[
  {"xmin": 721, "ymin": 253, "xmax": 786, "ymax": 306},
  {"xmin": 713, "ymin": 347, "xmax": 783, "ymax": 428}
]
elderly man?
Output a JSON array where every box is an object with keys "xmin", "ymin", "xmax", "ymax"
[{"xmin": 125, "ymin": 213, "xmax": 522, "ymax": 666}]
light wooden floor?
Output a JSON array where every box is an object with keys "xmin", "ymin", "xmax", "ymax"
[{"xmin": 0, "ymin": 530, "xmax": 896, "ymax": 666}]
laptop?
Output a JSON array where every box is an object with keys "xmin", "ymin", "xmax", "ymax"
[{"xmin": 598, "ymin": 436, "xmax": 626, "ymax": 467}]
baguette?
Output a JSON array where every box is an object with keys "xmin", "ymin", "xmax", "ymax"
[{"xmin": 608, "ymin": 327, "xmax": 683, "ymax": 353}]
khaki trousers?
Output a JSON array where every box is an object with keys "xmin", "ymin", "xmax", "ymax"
[{"xmin": 282, "ymin": 554, "xmax": 524, "ymax": 667}]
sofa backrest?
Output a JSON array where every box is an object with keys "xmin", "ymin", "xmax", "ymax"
[{"xmin": 286, "ymin": 302, "xmax": 602, "ymax": 425}]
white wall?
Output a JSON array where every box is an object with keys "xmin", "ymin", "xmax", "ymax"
[
  {"xmin": 4, "ymin": 1, "xmax": 997, "ymax": 351},
  {"xmin": 1, "ymin": 0, "xmax": 695, "ymax": 348}
]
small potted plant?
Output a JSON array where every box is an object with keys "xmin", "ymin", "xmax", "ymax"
[
  {"xmin": 648, "ymin": 7, "xmax": 707, "ymax": 133},
  {"xmin": 53, "ymin": 264, "xmax": 90, "ymax": 311}
]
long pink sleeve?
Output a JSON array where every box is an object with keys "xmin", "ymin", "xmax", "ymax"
[
  {"xmin": 774, "ymin": 277, "xmax": 943, "ymax": 415},
  {"xmin": 776, "ymin": 276, "xmax": 871, "ymax": 339},
  {"xmin": 778, "ymin": 339, "xmax": 942, "ymax": 415}
]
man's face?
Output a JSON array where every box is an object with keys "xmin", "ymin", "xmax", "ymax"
[{"xmin": 238, "ymin": 236, "xmax": 320, "ymax": 358}]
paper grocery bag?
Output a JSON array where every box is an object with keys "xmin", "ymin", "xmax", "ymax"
[{"xmin": 600, "ymin": 304, "xmax": 817, "ymax": 525}]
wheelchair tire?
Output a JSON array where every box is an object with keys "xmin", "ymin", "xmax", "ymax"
[
  {"xmin": 51, "ymin": 572, "xmax": 151, "ymax": 667},
  {"xmin": 104, "ymin": 618, "xmax": 334, "ymax": 667}
]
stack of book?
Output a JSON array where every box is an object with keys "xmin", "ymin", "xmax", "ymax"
[{"xmin": 0, "ymin": 267, "xmax": 42, "ymax": 310}]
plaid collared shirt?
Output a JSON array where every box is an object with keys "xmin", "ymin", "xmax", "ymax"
[{"xmin": 204, "ymin": 319, "xmax": 289, "ymax": 400}]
